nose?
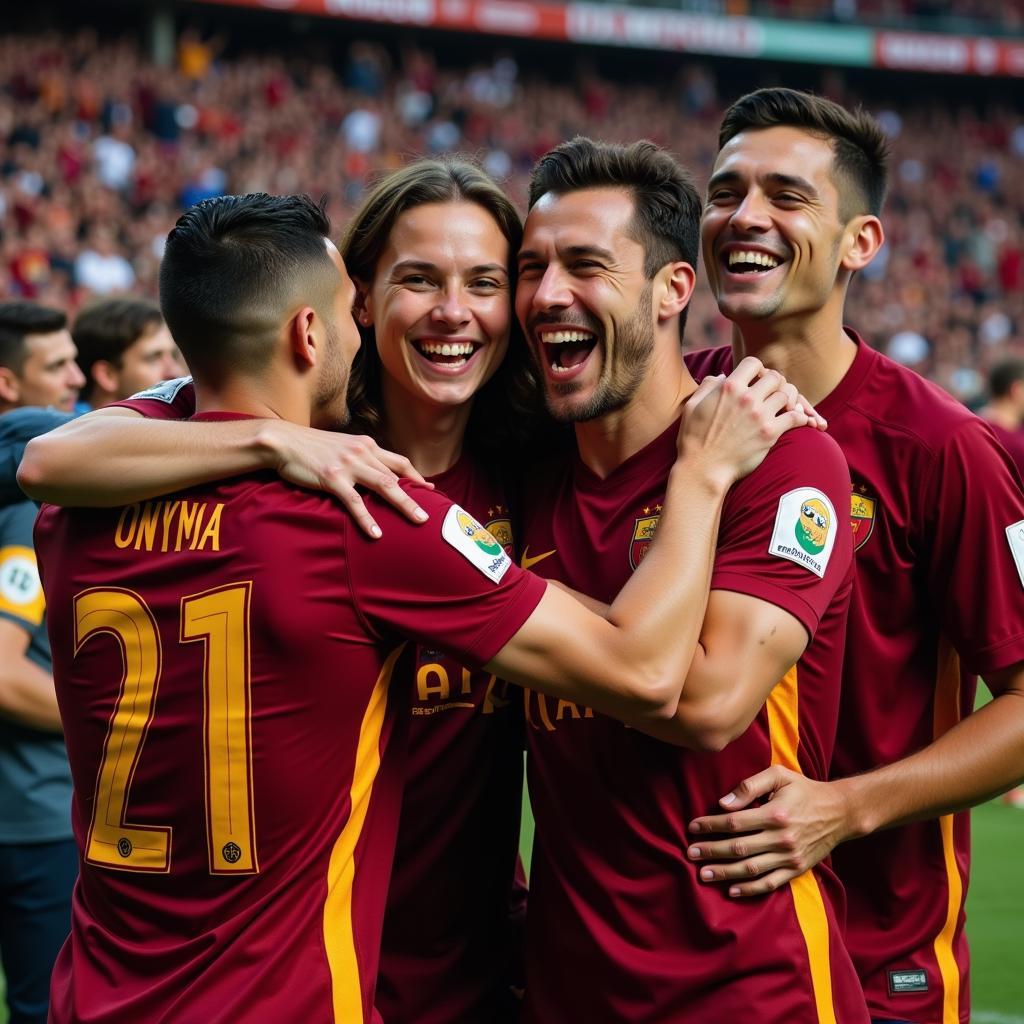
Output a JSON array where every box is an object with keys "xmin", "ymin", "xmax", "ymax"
[
  {"xmin": 730, "ymin": 190, "xmax": 772, "ymax": 233},
  {"xmin": 163, "ymin": 351, "xmax": 187, "ymax": 378},
  {"xmin": 68, "ymin": 360, "xmax": 86, "ymax": 390},
  {"xmin": 531, "ymin": 264, "xmax": 572, "ymax": 312},
  {"xmin": 431, "ymin": 286, "xmax": 470, "ymax": 328}
]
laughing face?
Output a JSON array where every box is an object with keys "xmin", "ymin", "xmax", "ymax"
[
  {"xmin": 362, "ymin": 200, "xmax": 511, "ymax": 415},
  {"xmin": 515, "ymin": 187, "xmax": 655, "ymax": 422},
  {"xmin": 701, "ymin": 125, "xmax": 851, "ymax": 326}
]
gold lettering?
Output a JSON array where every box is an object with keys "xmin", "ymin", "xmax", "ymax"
[
  {"xmin": 416, "ymin": 663, "xmax": 450, "ymax": 701},
  {"xmin": 483, "ymin": 675, "xmax": 511, "ymax": 715},
  {"xmin": 133, "ymin": 502, "xmax": 160, "ymax": 551},
  {"xmin": 556, "ymin": 700, "xmax": 582, "ymax": 721},
  {"xmin": 535, "ymin": 692, "xmax": 556, "ymax": 732},
  {"xmin": 160, "ymin": 501, "xmax": 181, "ymax": 553},
  {"xmin": 176, "ymin": 502, "xmax": 201, "ymax": 551},
  {"xmin": 115, "ymin": 504, "xmax": 140, "ymax": 548},
  {"xmin": 459, "ymin": 666, "xmax": 472, "ymax": 696},
  {"xmin": 197, "ymin": 503, "xmax": 223, "ymax": 551}
]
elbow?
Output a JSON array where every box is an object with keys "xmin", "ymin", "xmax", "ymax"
[
  {"xmin": 675, "ymin": 700, "xmax": 755, "ymax": 753},
  {"xmin": 621, "ymin": 663, "xmax": 683, "ymax": 723},
  {"xmin": 16, "ymin": 439, "xmax": 51, "ymax": 501}
]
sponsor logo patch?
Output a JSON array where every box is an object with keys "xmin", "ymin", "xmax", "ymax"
[
  {"xmin": 887, "ymin": 968, "xmax": 929, "ymax": 995},
  {"xmin": 850, "ymin": 489, "xmax": 877, "ymax": 552},
  {"xmin": 128, "ymin": 376, "xmax": 193, "ymax": 404},
  {"xmin": 768, "ymin": 489, "xmax": 837, "ymax": 578},
  {"xmin": 1006, "ymin": 520, "xmax": 1024, "ymax": 590},
  {"xmin": 442, "ymin": 505, "xmax": 511, "ymax": 584},
  {"xmin": 0, "ymin": 545, "xmax": 45, "ymax": 625}
]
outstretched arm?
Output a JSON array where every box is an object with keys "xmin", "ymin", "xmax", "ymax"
[
  {"xmin": 687, "ymin": 669, "xmax": 1024, "ymax": 897},
  {"xmin": 18, "ymin": 406, "xmax": 430, "ymax": 539}
]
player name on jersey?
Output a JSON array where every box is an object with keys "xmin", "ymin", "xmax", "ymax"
[{"xmin": 113, "ymin": 500, "xmax": 224, "ymax": 553}]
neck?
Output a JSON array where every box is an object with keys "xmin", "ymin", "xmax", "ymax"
[
  {"xmin": 980, "ymin": 399, "xmax": 1021, "ymax": 431},
  {"xmin": 380, "ymin": 378, "xmax": 469, "ymax": 477},
  {"xmin": 574, "ymin": 341, "xmax": 696, "ymax": 479},
  {"xmin": 193, "ymin": 377, "xmax": 312, "ymax": 427},
  {"xmin": 728, "ymin": 303, "xmax": 856, "ymax": 407}
]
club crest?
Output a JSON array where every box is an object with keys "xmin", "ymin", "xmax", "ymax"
[
  {"xmin": 630, "ymin": 514, "xmax": 660, "ymax": 570},
  {"xmin": 850, "ymin": 490, "xmax": 876, "ymax": 552}
]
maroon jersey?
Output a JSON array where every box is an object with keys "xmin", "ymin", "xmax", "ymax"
[
  {"xmin": 115, "ymin": 381, "xmax": 528, "ymax": 1023},
  {"xmin": 519, "ymin": 418, "xmax": 866, "ymax": 1023},
  {"xmin": 35, "ymin": 412, "xmax": 545, "ymax": 1024},
  {"xmin": 689, "ymin": 338, "xmax": 1024, "ymax": 1024},
  {"xmin": 376, "ymin": 454, "xmax": 526, "ymax": 1024}
]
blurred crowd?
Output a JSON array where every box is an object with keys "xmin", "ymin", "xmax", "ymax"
[{"xmin": 1, "ymin": 25, "xmax": 1023, "ymax": 402}]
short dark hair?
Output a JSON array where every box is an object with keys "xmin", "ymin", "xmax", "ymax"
[
  {"xmin": 989, "ymin": 357, "xmax": 1024, "ymax": 400},
  {"xmin": 0, "ymin": 302, "xmax": 67, "ymax": 373},
  {"xmin": 341, "ymin": 157, "xmax": 545, "ymax": 457},
  {"xmin": 527, "ymin": 138, "xmax": 701, "ymax": 336},
  {"xmin": 159, "ymin": 193, "xmax": 336, "ymax": 384},
  {"xmin": 718, "ymin": 88, "xmax": 890, "ymax": 219},
  {"xmin": 73, "ymin": 298, "xmax": 164, "ymax": 400}
]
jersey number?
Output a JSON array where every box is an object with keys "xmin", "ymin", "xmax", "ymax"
[{"xmin": 74, "ymin": 584, "xmax": 257, "ymax": 875}]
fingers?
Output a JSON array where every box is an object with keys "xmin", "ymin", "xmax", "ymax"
[
  {"xmin": 685, "ymin": 373, "xmax": 726, "ymax": 410},
  {"xmin": 726, "ymin": 867, "xmax": 802, "ymax": 898},
  {"xmin": 378, "ymin": 449, "xmax": 432, "ymax": 488},
  {"xmin": 728, "ymin": 356, "xmax": 766, "ymax": 388},
  {"xmin": 687, "ymin": 825, "xmax": 787, "ymax": 865},
  {"xmin": 333, "ymin": 484, "xmax": 384, "ymax": 540},
  {"xmin": 358, "ymin": 469, "xmax": 429, "ymax": 528}
]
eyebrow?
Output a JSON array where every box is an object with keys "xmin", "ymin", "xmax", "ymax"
[
  {"xmin": 517, "ymin": 244, "xmax": 615, "ymax": 263},
  {"xmin": 391, "ymin": 260, "xmax": 508, "ymax": 277},
  {"xmin": 707, "ymin": 170, "xmax": 820, "ymax": 198}
]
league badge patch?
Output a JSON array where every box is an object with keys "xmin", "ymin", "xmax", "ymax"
[
  {"xmin": 768, "ymin": 488, "xmax": 837, "ymax": 578},
  {"xmin": 127, "ymin": 375, "xmax": 193, "ymax": 404},
  {"xmin": 629, "ymin": 513, "xmax": 660, "ymax": 570},
  {"xmin": 1005, "ymin": 519, "xmax": 1024, "ymax": 589},
  {"xmin": 850, "ymin": 490, "xmax": 876, "ymax": 551},
  {"xmin": 0, "ymin": 545, "xmax": 45, "ymax": 625},
  {"xmin": 442, "ymin": 505, "xmax": 512, "ymax": 583}
]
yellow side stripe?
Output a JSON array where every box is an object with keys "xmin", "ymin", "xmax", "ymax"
[
  {"xmin": 323, "ymin": 642, "xmax": 406, "ymax": 1023},
  {"xmin": 932, "ymin": 637, "xmax": 964, "ymax": 1024},
  {"xmin": 766, "ymin": 665, "xmax": 836, "ymax": 1024}
]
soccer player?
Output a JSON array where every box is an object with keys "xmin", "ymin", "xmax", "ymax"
[
  {"xmin": 687, "ymin": 89, "xmax": 1024, "ymax": 1024},
  {"xmin": 0, "ymin": 302, "xmax": 82, "ymax": 1024},
  {"xmin": 33, "ymin": 191, "xmax": 801, "ymax": 1023},
  {"xmin": 512, "ymin": 139, "xmax": 866, "ymax": 1022},
  {"xmin": 71, "ymin": 298, "xmax": 185, "ymax": 410}
]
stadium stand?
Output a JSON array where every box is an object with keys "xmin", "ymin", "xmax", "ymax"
[{"xmin": 0, "ymin": 17, "xmax": 1021, "ymax": 405}]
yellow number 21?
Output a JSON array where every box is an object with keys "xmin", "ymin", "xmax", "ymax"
[{"xmin": 74, "ymin": 584, "xmax": 257, "ymax": 875}]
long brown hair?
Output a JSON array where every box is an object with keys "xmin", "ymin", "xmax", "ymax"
[{"xmin": 339, "ymin": 157, "xmax": 545, "ymax": 460}]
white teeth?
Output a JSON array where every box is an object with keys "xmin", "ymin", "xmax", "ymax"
[
  {"xmin": 728, "ymin": 250, "xmax": 780, "ymax": 269},
  {"xmin": 418, "ymin": 340, "xmax": 475, "ymax": 356},
  {"xmin": 542, "ymin": 329, "xmax": 595, "ymax": 344},
  {"xmin": 550, "ymin": 362, "xmax": 575, "ymax": 374}
]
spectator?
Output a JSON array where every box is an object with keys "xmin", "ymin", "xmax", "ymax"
[
  {"xmin": 71, "ymin": 298, "xmax": 185, "ymax": 410},
  {"xmin": 977, "ymin": 356, "xmax": 1024, "ymax": 474},
  {"xmin": 73, "ymin": 226, "xmax": 135, "ymax": 295},
  {"xmin": 0, "ymin": 302, "xmax": 79, "ymax": 1024}
]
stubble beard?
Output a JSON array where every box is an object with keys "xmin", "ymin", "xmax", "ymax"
[{"xmin": 314, "ymin": 319, "xmax": 351, "ymax": 428}]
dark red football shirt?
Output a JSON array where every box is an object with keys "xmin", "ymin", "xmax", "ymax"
[
  {"xmin": 114, "ymin": 382, "xmax": 528, "ymax": 1023},
  {"xmin": 689, "ymin": 338, "xmax": 1024, "ymax": 1024},
  {"xmin": 35, "ymin": 412, "xmax": 545, "ymax": 1024},
  {"xmin": 984, "ymin": 419, "xmax": 1024, "ymax": 480},
  {"xmin": 376, "ymin": 454, "xmax": 526, "ymax": 1024},
  {"xmin": 519, "ymin": 417, "xmax": 866, "ymax": 1024}
]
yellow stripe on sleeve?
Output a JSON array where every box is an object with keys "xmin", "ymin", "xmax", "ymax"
[
  {"xmin": 932, "ymin": 637, "xmax": 964, "ymax": 1024},
  {"xmin": 766, "ymin": 665, "xmax": 836, "ymax": 1024},
  {"xmin": 323, "ymin": 642, "xmax": 406, "ymax": 1023}
]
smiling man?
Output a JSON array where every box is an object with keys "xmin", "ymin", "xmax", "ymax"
[
  {"xmin": 512, "ymin": 137, "xmax": 867, "ymax": 1023},
  {"xmin": 686, "ymin": 88, "xmax": 1024, "ymax": 1024}
]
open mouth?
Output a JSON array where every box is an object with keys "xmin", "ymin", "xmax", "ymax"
[
  {"xmin": 540, "ymin": 329, "xmax": 598, "ymax": 375},
  {"xmin": 724, "ymin": 249, "xmax": 783, "ymax": 275},
  {"xmin": 413, "ymin": 339, "xmax": 482, "ymax": 370}
]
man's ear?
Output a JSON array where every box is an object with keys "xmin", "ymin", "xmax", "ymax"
[
  {"xmin": 656, "ymin": 261, "xmax": 697, "ymax": 323},
  {"xmin": 841, "ymin": 215, "xmax": 884, "ymax": 272},
  {"xmin": 0, "ymin": 366, "xmax": 22, "ymax": 406},
  {"xmin": 288, "ymin": 307, "xmax": 318, "ymax": 368},
  {"xmin": 91, "ymin": 359, "xmax": 121, "ymax": 396},
  {"xmin": 352, "ymin": 279, "xmax": 373, "ymax": 327}
]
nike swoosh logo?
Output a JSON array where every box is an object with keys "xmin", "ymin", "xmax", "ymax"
[{"xmin": 520, "ymin": 546, "xmax": 556, "ymax": 571}]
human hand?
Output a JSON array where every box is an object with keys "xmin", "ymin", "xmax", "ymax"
[
  {"xmin": 258, "ymin": 422, "xmax": 432, "ymax": 539},
  {"xmin": 686, "ymin": 766, "xmax": 855, "ymax": 897},
  {"xmin": 679, "ymin": 357, "xmax": 819, "ymax": 485}
]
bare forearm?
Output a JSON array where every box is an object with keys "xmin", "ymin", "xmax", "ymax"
[
  {"xmin": 841, "ymin": 687, "xmax": 1024, "ymax": 839},
  {"xmin": 0, "ymin": 659, "xmax": 63, "ymax": 732},
  {"xmin": 18, "ymin": 414, "xmax": 276, "ymax": 506}
]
